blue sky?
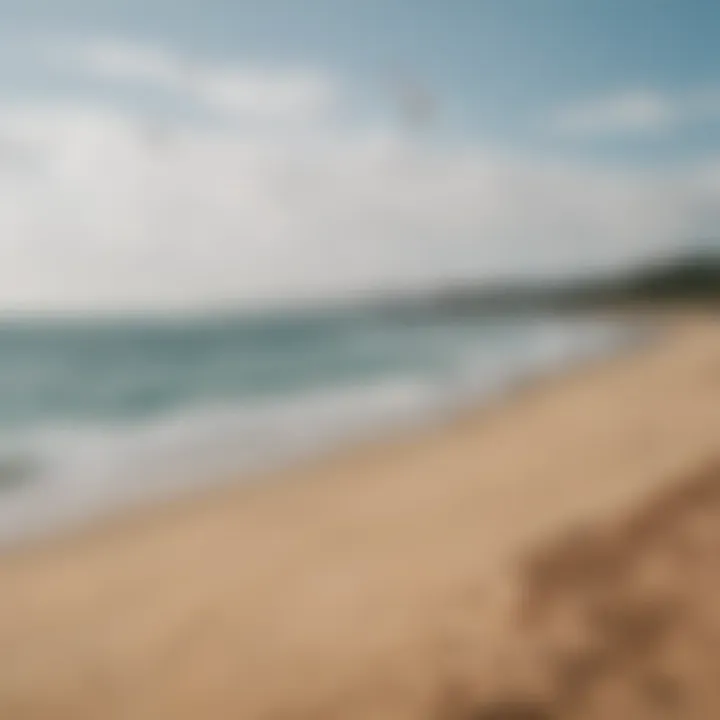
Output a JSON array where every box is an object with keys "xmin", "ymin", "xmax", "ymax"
[
  {"xmin": 7, "ymin": 0, "xmax": 718, "ymax": 86},
  {"xmin": 5, "ymin": 0, "xmax": 720, "ymax": 158},
  {"xmin": 0, "ymin": 1, "xmax": 718, "ymax": 311}
]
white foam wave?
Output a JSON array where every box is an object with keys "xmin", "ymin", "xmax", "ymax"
[{"xmin": 0, "ymin": 319, "xmax": 644, "ymax": 545}]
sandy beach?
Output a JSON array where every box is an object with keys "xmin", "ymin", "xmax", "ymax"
[{"xmin": 0, "ymin": 316, "xmax": 719, "ymax": 719}]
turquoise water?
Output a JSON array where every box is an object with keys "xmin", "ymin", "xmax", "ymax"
[{"xmin": 0, "ymin": 308, "xmax": 632, "ymax": 543}]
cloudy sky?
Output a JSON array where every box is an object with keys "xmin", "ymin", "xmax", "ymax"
[{"xmin": 0, "ymin": 0, "xmax": 719, "ymax": 312}]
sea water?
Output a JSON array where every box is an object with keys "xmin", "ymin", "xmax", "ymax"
[{"xmin": 0, "ymin": 307, "xmax": 637, "ymax": 544}]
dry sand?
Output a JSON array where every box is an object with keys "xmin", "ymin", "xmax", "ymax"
[{"xmin": 0, "ymin": 317, "xmax": 719, "ymax": 719}]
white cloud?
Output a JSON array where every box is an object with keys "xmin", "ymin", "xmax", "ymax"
[
  {"xmin": 54, "ymin": 38, "xmax": 335, "ymax": 123},
  {"xmin": 67, "ymin": 40, "xmax": 181, "ymax": 87},
  {"xmin": 0, "ymin": 95, "xmax": 717, "ymax": 313},
  {"xmin": 0, "ymin": 38, "xmax": 718, "ymax": 312},
  {"xmin": 553, "ymin": 91, "xmax": 674, "ymax": 136},
  {"xmin": 552, "ymin": 88, "xmax": 720, "ymax": 137}
]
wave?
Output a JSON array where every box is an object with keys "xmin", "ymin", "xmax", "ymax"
[{"xmin": 0, "ymin": 318, "xmax": 644, "ymax": 545}]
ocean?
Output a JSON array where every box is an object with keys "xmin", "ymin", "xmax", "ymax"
[{"xmin": 0, "ymin": 307, "xmax": 637, "ymax": 544}]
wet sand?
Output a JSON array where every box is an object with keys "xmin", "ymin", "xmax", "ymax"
[{"xmin": 0, "ymin": 317, "xmax": 719, "ymax": 719}]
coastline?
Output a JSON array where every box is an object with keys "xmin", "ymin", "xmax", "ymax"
[
  {"xmin": 0, "ymin": 313, "xmax": 638, "ymax": 549},
  {"xmin": 0, "ymin": 315, "xmax": 718, "ymax": 718},
  {"xmin": 0, "ymin": 313, "xmax": 647, "ymax": 553}
]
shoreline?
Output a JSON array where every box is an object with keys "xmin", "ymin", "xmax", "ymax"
[
  {"xmin": 0, "ymin": 315, "xmax": 717, "ymax": 718},
  {"xmin": 0, "ymin": 314, "xmax": 658, "ymax": 558}
]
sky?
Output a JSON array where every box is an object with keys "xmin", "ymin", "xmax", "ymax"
[{"xmin": 0, "ymin": 0, "xmax": 720, "ymax": 312}]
